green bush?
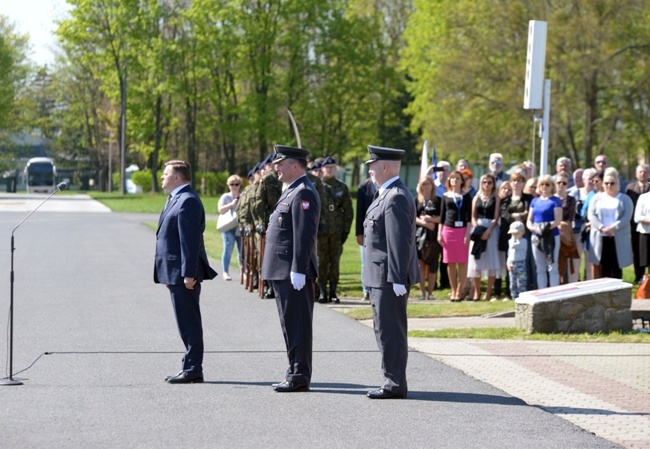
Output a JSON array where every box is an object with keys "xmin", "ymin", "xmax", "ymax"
[
  {"xmin": 131, "ymin": 169, "xmax": 153, "ymax": 192},
  {"xmin": 196, "ymin": 170, "xmax": 229, "ymax": 196}
]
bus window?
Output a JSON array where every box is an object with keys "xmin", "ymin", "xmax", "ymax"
[{"xmin": 25, "ymin": 157, "xmax": 56, "ymax": 194}]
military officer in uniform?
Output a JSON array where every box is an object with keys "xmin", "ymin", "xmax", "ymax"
[
  {"xmin": 363, "ymin": 145, "xmax": 419, "ymax": 399},
  {"xmin": 251, "ymin": 154, "xmax": 283, "ymax": 298},
  {"xmin": 261, "ymin": 145, "xmax": 320, "ymax": 392},
  {"xmin": 317, "ymin": 156, "xmax": 353, "ymax": 303}
]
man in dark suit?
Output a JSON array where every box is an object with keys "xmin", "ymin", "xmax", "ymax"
[
  {"xmin": 261, "ymin": 145, "xmax": 320, "ymax": 392},
  {"xmin": 362, "ymin": 145, "xmax": 420, "ymax": 399},
  {"xmin": 356, "ymin": 177, "xmax": 377, "ymax": 300},
  {"xmin": 154, "ymin": 160, "xmax": 217, "ymax": 384}
]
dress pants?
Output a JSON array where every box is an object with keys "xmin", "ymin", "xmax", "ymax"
[
  {"xmin": 271, "ymin": 279, "xmax": 315, "ymax": 386},
  {"xmin": 169, "ymin": 283, "xmax": 203, "ymax": 374},
  {"xmin": 370, "ymin": 286, "xmax": 409, "ymax": 397}
]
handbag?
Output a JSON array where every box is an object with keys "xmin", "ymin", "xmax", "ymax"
[
  {"xmin": 217, "ymin": 209, "xmax": 238, "ymax": 232},
  {"xmin": 416, "ymin": 226, "xmax": 438, "ymax": 265},
  {"xmin": 636, "ymin": 275, "xmax": 650, "ymax": 300}
]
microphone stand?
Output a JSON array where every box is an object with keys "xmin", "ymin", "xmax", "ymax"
[{"xmin": 1, "ymin": 182, "xmax": 67, "ymax": 386}]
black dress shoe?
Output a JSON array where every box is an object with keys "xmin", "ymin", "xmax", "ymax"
[
  {"xmin": 273, "ymin": 380, "xmax": 309, "ymax": 392},
  {"xmin": 367, "ymin": 388, "xmax": 403, "ymax": 399},
  {"xmin": 166, "ymin": 371, "xmax": 204, "ymax": 384},
  {"xmin": 164, "ymin": 370, "xmax": 183, "ymax": 382}
]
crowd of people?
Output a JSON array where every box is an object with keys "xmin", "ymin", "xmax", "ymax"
[
  {"xmin": 219, "ymin": 153, "xmax": 352, "ymax": 303},
  {"xmin": 218, "ymin": 150, "xmax": 650, "ymax": 304},
  {"xmin": 406, "ymin": 153, "xmax": 650, "ymax": 301}
]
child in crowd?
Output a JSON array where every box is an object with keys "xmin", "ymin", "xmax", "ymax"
[{"xmin": 506, "ymin": 221, "xmax": 528, "ymax": 300}]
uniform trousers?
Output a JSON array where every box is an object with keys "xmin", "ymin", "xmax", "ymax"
[
  {"xmin": 169, "ymin": 283, "xmax": 203, "ymax": 374},
  {"xmin": 317, "ymin": 233, "xmax": 343, "ymax": 284},
  {"xmin": 370, "ymin": 285, "xmax": 409, "ymax": 397},
  {"xmin": 271, "ymin": 279, "xmax": 315, "ymax": 385}
]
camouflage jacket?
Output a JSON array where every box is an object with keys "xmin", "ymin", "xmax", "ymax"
[
  {"xmin": 237, "ymin": 184, "xmax": 255, "ymax": 228},
  {"xmin": 251, "ymin": 172, "xmax": 282, "ymax": 229},
  {"xmin": 320, "ymin": 176, "xmax": 353, "ymax": 234}
]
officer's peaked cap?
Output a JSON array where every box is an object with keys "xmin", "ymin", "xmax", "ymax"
[
  {"xmin": 272, "ymin": 145, "xmax": 310, "ymax": 163},
  {"xmin": 365, "ymin": 145, "xmax": 405, "ymax": 165}
]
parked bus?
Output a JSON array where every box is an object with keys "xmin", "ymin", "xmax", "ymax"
[{"xmin": 24, "ymin": 157, "xmax": 56, "ymax": 194}]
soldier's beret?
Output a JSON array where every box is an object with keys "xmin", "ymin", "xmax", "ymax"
[
  {"xmin": 253, "ymin": 162, "xmax": 263, "ymax": 173},
  {"xmin": 272, "ymin": 145, "xmax": 310, "ymax": 163},
  {"xmin": 323, "ymin": 156, "xmax": 336, "ymax": 166},
  {"xmin": 247, "ymin": 167, "xmax": 255, "ymax": 178},
  {"xmin": 365, "ymin": 145, "xmax": 405, "ymax": 165},
  {"xmin": 310, "ymin": 161, "xmax": 322, "ymax": 171}
]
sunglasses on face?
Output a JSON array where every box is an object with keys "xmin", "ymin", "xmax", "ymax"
[
  {"xmin": 596, "ymin": 160, "xmax": 607, "ymax": 165},
  {"xmin": 604, "ymin": 182, "xmax": 616, "ymax": 186},
  {"xmin": 556, "ymin": 181, "xmax": 567, "ymax": 186},
  {"xmin": 229, "ymin": 183, "xmax": 240, "ymax": 187},
  {"xmin": 540, "ymin": 183, "xmax": 551, "ymax": 187}
]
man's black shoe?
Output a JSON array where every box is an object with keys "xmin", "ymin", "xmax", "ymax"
[
  {"xmin": 166, "ymin": 371, "xmax": 204, "ymax": 384},
  {"xmin": 367, "ymin": 388, "xmax": 403, "ymax": 399},
  {"xmin": 164, "ymin": 370, "xmax": 183, "ymax": 382},
  {"xmin": 318, "ymin": 293, "xmax": 328, "ymax": 304},
  {"xmin": 362, "ymin": 292, "xmax": 370, "ymax": 301},
  {"xmin": 331, "ymin": 295, "xmax": 340, "ymax": 304},
  {"xmin": 264, "ymin": 287, "xmax": 275, "ymax": 299},
  {"xmin": 273, "ymin": 380, "xmax": 309, "ymax": 392}
]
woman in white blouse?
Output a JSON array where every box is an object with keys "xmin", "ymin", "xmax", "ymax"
[
  {"xmin": 634, "ymin": 190, "xmax": 650, "ymax": 278},
  {"xmin": 587, "ymin": 170, "xmax": 633, "ymax": 279}
]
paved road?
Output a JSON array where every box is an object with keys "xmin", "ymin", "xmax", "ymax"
[{"xmin": 0, "ymin": 197, "xmax": 626, "ymax": 448}]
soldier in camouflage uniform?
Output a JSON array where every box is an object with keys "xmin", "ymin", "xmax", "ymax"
[
  {"xmin": 251, "ymin": 154, "xmax": 283, "ymax": 298},
  {"xmin": 317, "ymin": 156, "xmax": 353, "ymax": 303},
  {"xmin": 237, "ymin": 163, "xmax": 262, "ymax": 289}
]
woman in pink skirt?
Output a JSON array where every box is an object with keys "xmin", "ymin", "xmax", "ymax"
[{"xmin": 438, "ymin": 170, "xmax": 472, "ymax": 301}]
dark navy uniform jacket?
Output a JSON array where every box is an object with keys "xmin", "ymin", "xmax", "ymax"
[
  {"xmin": 154, "ymin": 185, "xmax": 217, "ymax": 285},
  {"xmin": 261, "ymin": 175, "xmax": 320, "ymax": 281}
]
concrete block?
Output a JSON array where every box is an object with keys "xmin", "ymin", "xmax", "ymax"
[{"xmin": 515, "ymin": 278, "xmax": 633, "ymax": 334}]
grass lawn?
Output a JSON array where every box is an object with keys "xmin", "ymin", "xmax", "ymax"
[
  {"xmin": 409, "ymin": 327, "xmax": 650, "ymax": 343},
  {"xmin": 344, "ymin": 300, "xmax": 514, "ymax": 321},
  {"xmin": 88, "ymin": 191, "xmax": 219, "ymax": 214}
]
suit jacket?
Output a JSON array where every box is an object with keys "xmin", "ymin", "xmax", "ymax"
[
  {"xmin": 261, "ymin": 175, "xmax": 320, "ymax": 280},
  {"xmin": 362, "ymin": 179, "xmax": 420, "ymax": 287},
  {"xmin": 154, "ymin": 185, "xmax": 218, "ymax": 285},
  {"xmin": 356, "ymin": 178, "xmax": 377, "ymax": 237}
]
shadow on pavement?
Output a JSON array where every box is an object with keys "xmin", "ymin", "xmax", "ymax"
[
  {"xmin": 411, "ymin": 391, "xmax": 528, "ymax": 405},
  {"xmin": 541, "ymin": 406, "xmax": 649, "ymax": 416}
]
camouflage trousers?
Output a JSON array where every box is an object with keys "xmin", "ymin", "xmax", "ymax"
[{"xmin": 317, "ymin": 233, "xmax": 343, "ymax": 285}]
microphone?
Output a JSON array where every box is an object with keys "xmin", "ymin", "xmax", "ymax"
[{"xmin": 57, "ymin": 181, "xmax": 68, "ymax": 191}]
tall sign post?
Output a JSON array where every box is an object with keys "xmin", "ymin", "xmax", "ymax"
[{"xmin": 523, "ymin": 20, "xmax": 549, "ymax": 176}]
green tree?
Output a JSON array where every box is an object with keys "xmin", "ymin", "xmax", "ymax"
[
  {"xmin": 0, "ymin": 15, "xmax": 30, "ymax": 136},
  {"xmin": 402, "ymin": 0, "xmax": 650, "ymax": 172}
]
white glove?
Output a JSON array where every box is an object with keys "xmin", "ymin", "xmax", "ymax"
[
  {"xmin": 392, "ymin": 283, "xmax": 407, "ymax": 296},
  {"xmin": 290, "ymin": 271, "xmax": 306, "ymax": 291}
]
